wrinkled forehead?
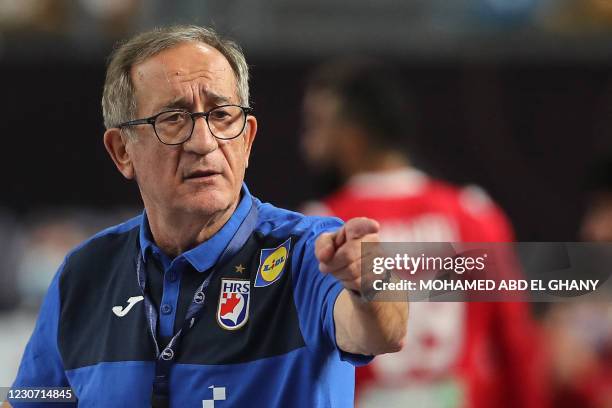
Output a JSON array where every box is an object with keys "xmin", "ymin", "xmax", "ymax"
[{"xmin": 130, "ymin": 42, "xmax": 238, "ymax": 115}]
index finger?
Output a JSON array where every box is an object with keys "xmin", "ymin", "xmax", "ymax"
[{"xmin": 315, "ymin": 231, "xmax": 337, "ymax": 264}]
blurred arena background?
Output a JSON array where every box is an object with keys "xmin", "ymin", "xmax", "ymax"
[{"xmin": 1, "ymin": 0, "xmax": 612, "ymax": 406}]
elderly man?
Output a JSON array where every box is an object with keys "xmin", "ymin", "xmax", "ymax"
[{"xmin": 7, "ymin": 26, "xmax": 407, "ymax": 408}]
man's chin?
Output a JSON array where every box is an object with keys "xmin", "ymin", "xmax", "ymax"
[{"xmin": 180, "ymin": 191, "xmax": 235, "ymax": 216}]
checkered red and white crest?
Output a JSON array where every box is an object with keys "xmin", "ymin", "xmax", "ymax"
[{"xmin": 217, "ymin": 279, "xmax": 250, "ymax": 330}]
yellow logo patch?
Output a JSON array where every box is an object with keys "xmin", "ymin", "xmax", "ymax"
[{"xmin": 254, "ymin": 237, "xmax": 291, "ymax": 287}]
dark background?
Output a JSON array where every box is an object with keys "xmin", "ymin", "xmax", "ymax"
[
  {"xmin": 3, "ymin": 58, "xmax": 611, "ymax": 241},
  {"xmin": 3, "ymin": 0, "xmax": 612, "ymax": 242}
]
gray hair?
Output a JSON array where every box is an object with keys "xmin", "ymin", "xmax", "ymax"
[{"xmin": 102, "ymin": 25, "xmax": 250, "ymax": 130}]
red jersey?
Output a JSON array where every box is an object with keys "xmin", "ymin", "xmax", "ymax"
[{"xmin": 303, "ymin": 169, "xmax": 550, "ymax": 408}]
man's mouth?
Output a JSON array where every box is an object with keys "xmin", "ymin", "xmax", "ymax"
[{"xmin": 184, "ymin": 169, "xmax": 221, "ymax": 181}]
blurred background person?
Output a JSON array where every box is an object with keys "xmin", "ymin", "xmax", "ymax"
[
  {"xmin": 538, "ymin": 156, "xmax": 612, "ymax": 408},
  {"xmin": 543, "ymin": 303, "xmax": 612, "ymax": 408},
  {"xmin": 300, "ymin": 58, "xmax": 550, "ymax": 408}
]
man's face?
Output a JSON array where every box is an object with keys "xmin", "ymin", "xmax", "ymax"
[{"xmin": 123, "ymin": 42, "xmax": 256, "ymax": 219}]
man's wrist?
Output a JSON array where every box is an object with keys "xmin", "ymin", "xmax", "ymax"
[{"xmin": 350, "ymin": 269, "xmax": 393, "ymax": 302}]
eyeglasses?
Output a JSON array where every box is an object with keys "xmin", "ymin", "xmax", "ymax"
[{"xmin": 117, "ymin": 104, "xmax": 253, "ymax": 145}]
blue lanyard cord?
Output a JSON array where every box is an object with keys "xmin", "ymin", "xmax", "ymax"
[
  {"xmin": 137, "ymin": 257, "xmax": 161, "ymax": 357},
  {"xmin": 135, "ymin": 199, "xmax": 259, "ymax": 406}
]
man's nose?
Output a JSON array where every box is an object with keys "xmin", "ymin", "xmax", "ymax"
[{"xmin": 183, "ymin": 114, "xmax": 218, "ymax": 154}]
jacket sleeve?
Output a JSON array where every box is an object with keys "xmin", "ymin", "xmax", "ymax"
[
  {"xmin": 290, "ymin": 217, "xmax": 373, "ymax": 366},
  {"xmin": 9, "ymin": 261, "xmax": 76, "ymax": 408}
]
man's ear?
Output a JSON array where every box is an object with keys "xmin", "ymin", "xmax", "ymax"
[
  {"xmin": 103, "ymin": 128, "xmax": 135, "ymax": 180},
  {"xmin": 243, "ymin": 115, "xmax": 258, "ymax": 168}
]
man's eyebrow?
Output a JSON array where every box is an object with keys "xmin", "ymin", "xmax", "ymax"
[
  {"xmin": 203, "ymin": 90, "xmax": 232, "ymax": 105},
  {"xmin": 158, "ymin": 91, "xmax": 233, "ymax": 112},
  {"xmin": 159, "ymin": 99, "xmax": 189, "ymax": 111}
]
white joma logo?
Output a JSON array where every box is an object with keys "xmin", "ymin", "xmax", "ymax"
[{"xmin": 112, "ymin": 296, "xmax": 144, "ymax": 317}]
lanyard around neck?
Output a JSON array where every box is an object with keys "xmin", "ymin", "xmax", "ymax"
[{"xmin": 136, "ymin": 198, "xmax": 259, "ymax": 408}]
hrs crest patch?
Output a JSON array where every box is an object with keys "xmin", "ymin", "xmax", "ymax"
[{"xmin": 217, "ymin": 279, "xmax": 250, "ymax": 330}]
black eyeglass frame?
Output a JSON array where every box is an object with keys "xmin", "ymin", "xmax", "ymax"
[{"xmin": 117, "ymin": 104, "xmax": 254, "ymax": 145}]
